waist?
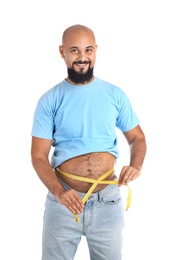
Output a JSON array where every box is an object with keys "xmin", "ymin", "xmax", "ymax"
[
  {"xmin": 57, "ymin": 176, "xmax": 119, "ymax": 202},
  {"xmin": 55, "ymin": 152, "xmax": 116, "ymax": 192},
  {"xmin": 55, "ymin": 167, "xmax": 117, "ymax": 193}
]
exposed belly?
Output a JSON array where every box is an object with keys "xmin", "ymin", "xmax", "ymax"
[{"xmin": 55, "ymin": 152, "xmax": 116, "ymax": 193}]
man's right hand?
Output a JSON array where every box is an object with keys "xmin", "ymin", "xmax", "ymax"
[{"xmin": 57, "ymin": 189, "xmax": 84, "ymax": 214}]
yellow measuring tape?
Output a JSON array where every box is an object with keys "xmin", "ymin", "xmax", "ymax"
[{"xmin": 56, "ymin": 167, "xmax": 132, "ymax": 223}]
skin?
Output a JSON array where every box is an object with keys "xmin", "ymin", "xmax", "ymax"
[
  {"xmin": 31, "ymin": 24, "xmax": 147, "ymax": 216},
  {"xmin": 59, "ymin": 24, "xmax": 97, "ymax": 85}
]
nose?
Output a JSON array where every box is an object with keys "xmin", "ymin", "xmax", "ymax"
[{"xmin": 77, "ymin": 51, "xmax": 88, "ymax": 62}]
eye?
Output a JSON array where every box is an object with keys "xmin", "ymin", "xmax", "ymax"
[
  {"xmin": 86, "ymin": 48, "xmax": 93, "ymax": 53},
  {"xmin": 71, "ymin": 49, "xmax": 78, "ymax": 53}
]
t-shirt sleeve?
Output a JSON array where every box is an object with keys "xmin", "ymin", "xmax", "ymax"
[
  {"xmin": 31, "ymin": 95, "xmax": 54, "ymax": 140},
  {"xmin": 116, "ymin": 91, "xmax": 140, "ymax": 132}
]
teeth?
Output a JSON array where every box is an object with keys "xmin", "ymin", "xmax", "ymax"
[{"xmin": 77, "ymin": 63, "xmax": 87, "ymax": 66}]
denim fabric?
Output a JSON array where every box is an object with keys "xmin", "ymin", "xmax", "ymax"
[{"xmin": 42, "ymin": 180, "xmax": 124, "ymax": 260}]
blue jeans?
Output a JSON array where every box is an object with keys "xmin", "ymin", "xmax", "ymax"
[{"xmin": 42, "ymin": 179, "xmax": 124, "ymax": 260}]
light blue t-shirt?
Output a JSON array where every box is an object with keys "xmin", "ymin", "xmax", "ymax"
[{"xmin": 31, "ymin": 77, "xmax": 140, "ymax": 168}]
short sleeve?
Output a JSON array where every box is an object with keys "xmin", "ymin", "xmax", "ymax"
[
  {"xmin": 31, "ymin": 95, "xmax": 54, "ymax": 140},
  {"xmin": 116, "ymin": 92, "xmax": 140, "ymax": 132}
]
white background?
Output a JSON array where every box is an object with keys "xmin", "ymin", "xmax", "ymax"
[{"xmin": 0, "ymin": 0, "xmax": 169, "ymax": 259}]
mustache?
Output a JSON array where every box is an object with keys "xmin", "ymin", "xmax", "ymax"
[{"xmin": 73, "ymin": 60, "xmax": 90, "ymax": 65}]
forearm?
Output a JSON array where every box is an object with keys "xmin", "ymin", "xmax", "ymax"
[
  {"xmin": 119, "ymin": 128, "xmax": 147, "ymax": 185},
  {"xmin": 31, "ymin": 156, "xmax": 65, "ymax": 198},
  {"xmin": 129, "ymin": 135, "xmax": 147, "ymax": 171}
]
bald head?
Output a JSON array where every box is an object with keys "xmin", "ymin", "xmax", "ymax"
[
  {"xmin": 59, "ymin": 24, "xmax": 97, "ymax": 85},
  {"xmin": 62, "ymin": 24, "xmax": 96, "ymax": 45}
]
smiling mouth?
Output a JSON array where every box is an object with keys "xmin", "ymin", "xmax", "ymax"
[{"xmin": 73, "ymin": 61, "xmax": 89, "ymax": 67}]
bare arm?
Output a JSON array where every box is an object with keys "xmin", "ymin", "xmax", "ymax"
[
  {"xmin": 31, "ymin": 136, "xmax": 84, "ymax": 214},
  {"xmin": 118, "ymin": 125, "xmax": 147, "ymax": 185}
]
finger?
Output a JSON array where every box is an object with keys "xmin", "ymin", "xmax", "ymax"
[
  {"xmin": 71, "ymin": 193, "xmax": 84, "ymax": 213},
  {"xmin": 123, "ymin": 169, "xmax": 140, "ymax": 184},
  {"xmin": 118, "ymin": 166, "xmax": 129, "ymax": 185},
  {"xmin": 119, "ymin": 167, "xmax": 133, "ymax": 185},
  {"xmin": 66, "ymin": 201, "xmax": 78, "ymax": 214},
  {"xmin": 65, "ymin": 190, "xmax": 84, "ymax": 214},
  {"xmin": 66, "ymin": 199, "xmax": 83, "ymax": 214}
]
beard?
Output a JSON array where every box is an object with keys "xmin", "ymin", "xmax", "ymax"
[{"xmin": 67, "ymin": 61, "xmax": 94, "ymax": 84}]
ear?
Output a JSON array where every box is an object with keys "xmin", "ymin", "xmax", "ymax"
[{"xmin": 59, "ymin": 45, "xmax": 65, "ymax": 59}]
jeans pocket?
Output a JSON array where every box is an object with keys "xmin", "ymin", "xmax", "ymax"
[
  {"xmin": 102, "ymin": 189, "xmax": 121, "ymax": 205},
  {"xmin": 47, "ymin": 192, "xmax": 58, "ymax": 203}
]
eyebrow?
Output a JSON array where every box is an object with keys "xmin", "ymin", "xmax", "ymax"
[{"xmin": 68, "ymin": 45, "xmax": 94, "ymax": 50}]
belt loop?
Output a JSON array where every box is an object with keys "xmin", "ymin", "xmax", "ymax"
[{"xmin": 98, "ymin": 192, "xmax": 102, "ymax": 202}]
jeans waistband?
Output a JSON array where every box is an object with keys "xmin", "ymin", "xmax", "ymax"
[{"xmin": 58, "ymin": 177, "xmax": 118, "ymax": 202}]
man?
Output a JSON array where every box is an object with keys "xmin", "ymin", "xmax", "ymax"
[{"xmin": 31, "ymin": 24, "xmax": 146, "ymax": 260}]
